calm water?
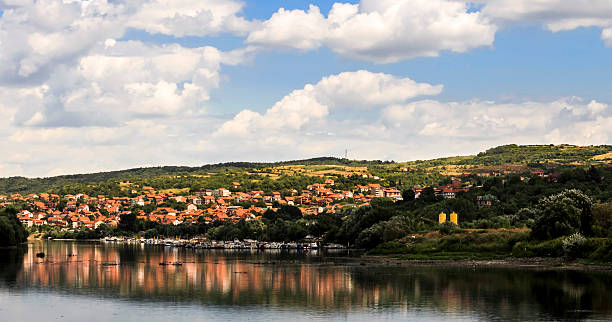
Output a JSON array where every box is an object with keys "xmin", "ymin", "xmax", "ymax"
[{"xmin": 1, "ymin": 241, "xmax": 611, "ymax": 321}]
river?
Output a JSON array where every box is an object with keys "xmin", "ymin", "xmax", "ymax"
[{"xmin": 1, "ymin": 241, "xmax": 611, "ymax": 321}]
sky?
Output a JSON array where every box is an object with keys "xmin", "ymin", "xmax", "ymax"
[{"xmin": 1, "ymin": 0, "xmax": 612, "ymax": 177}]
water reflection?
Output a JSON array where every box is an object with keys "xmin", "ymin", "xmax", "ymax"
[{"xmin": 2, "ymin": 241, "xmax": 612, "ymax": 321}]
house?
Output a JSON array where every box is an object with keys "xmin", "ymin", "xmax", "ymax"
[
  {"xmin": 173, "ymin": 196, "xmax": 187, "ymax": 203},
  {"xmin": 384, "ymin": 188, "xmax": 401, "ymax": 199},
  {"xmin": 368, "ymin": 184, "xmax": 383, "ymax": 197},
  {"xmin": 477, "ymin": 194, "xmax": 498, "ymax": 207},
  {"xmin": 285, "ymin": 197, "xmax": 295, "ymax": 206},
  {"xmin": 203, "ymin": 196, "xmax": 216, "ymax": 204},
  {"xmin": 272, "ymin": 192, "xmax": 281, "ymax": 201}
]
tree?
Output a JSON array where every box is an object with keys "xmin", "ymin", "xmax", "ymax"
[
  {"xmin": 0, "ymin": 208, "xmax": 27, "ymax": 246},
  {"xmin": 356, "ymin": 222, "xmax": 385, "ymax": 249},
  {"xmin": 402, "ymin": 189, "xmax": 415, "ymax": 202},
  {"xmin": 531, "ymin": 189, "xmax": 592, "ymax": 240},
  {"xmin": 592, "ymin": 203, "xmax": 612, "ymax": 237},
  {"xmin": 118, "ymin": 212, "xmax": 139, "ymax": 233},
  {"xmin": 419, "ymin": 187, "xmax": 438, "ymax": 203}
]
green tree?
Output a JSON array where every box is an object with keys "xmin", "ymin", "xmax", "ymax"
[
  {"xmin": 531, "ymin": 189, "xmax": 592, "ymax": 240},
  {"xmin": 0, "ymin": 208, "xmax": 28, "ymax": 246},
  {"xmin": 118, "ymin": 212, "xmax": 139, "ymax": 233},
  {"xmin": 402, "ymin": 189, "xmax": 415, "ymax": 202}
]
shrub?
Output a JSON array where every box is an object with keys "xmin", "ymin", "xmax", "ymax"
[
  {"xmin": 562, "ymin": 233, "xmax": 586, "ymax": 258},
  {"xmin": 588, "ymin": 239, "xmax": 612, "ymax": 263},
  {"xmin": 439, "ymin": 221, "xmax": 460, "ymax": 235},
  {"xmin": 511, "ymin": 238, "xmax": 565, "ymax": 258},
  {"xmin": 368, "ymin": 241, "xmax": 409, "ymax": 255}
]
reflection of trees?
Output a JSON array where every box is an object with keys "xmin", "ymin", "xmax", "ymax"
[
  {"xmin": 350, "ymin": 267, "xmax": 612, "ymax": 320},
  {"xmin": 0, "ymin": 246, "xmax": 26, "ymax": 285},
  {"xmin": 8, "ymin": 242, "xmax": 612, "ymax": 320}
]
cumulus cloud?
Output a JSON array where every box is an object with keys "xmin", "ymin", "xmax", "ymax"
[
  {"xmin": 0, "ymin": 0, "xmax": 252, "ymax": 83},
  {"xmin": 128, "ymin": 0, "xmax": 254, "ymax": 37},
  {"xmin": 213, "ymin": 73, "xmax": 612, "ymax": 168},
  {"xmin": 1, "ymin": 1, "xmax": 612, "ymax": 177},
  {"xmin": 214, "ymin": 71, "xmax": 442, "ymax": 137},
  {"xmin": 247, "ymin": 0, "xmax": 496, "ymax": 63},
  {"xmin": 382, "ymin": 97, "xmax": 611, "ymax": 140},
  {"xmin": 5, "ymin": 42, "xmax": 249, "ymax": 128},
  {"xmin": 602, "ymin": 27, "xmax": 612, "ymax": 46},
  {"xmin": 478, "ymin": 0, "xmax": 612, "ymax": 46}
]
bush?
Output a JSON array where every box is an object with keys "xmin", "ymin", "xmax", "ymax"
[
  {"xmin": 439, "ymin": 222, "xmax": 460, "ymax": 235},
  {"xmin": 368, "ymin": 241, "xmax": 409, "ymax": 255},
  {"xmin": 511, "ymin": 238, "xmax": 565, "ymax": 258},
  {"xmin": 562, "ymin": 233, "xmax": 586, "ymax": 258},
  {"xmin": 588, "ymin": 239, "xmax": 612, "ymax": 263},
  {"xmin": 592, "ymin": 203, "xmax": 612, "ymax": 237}
]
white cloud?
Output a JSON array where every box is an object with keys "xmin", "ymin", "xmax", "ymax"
[
  {"xmin": 212, "ymin": 73, "xmax": 612, "ymax": 168},
  {"xmin": 246, "ymin": 5, "xmax": 329, "ymax": 51},
  {"xmin": 480, "ymin": 0, "xmax": 612, "ymax": 30},
  {"xmin": 127, "ymin": 0, "xmax": 254, "ymax": 37},
  {"xmin": 247, "ymin": 0, "xmax": 496, "ymax": 63},
  {"xmin": 3, "ymin": 41, "xmax": 250, "ymax": 127},
  {"xmin": 0, "ymin": 0, "xmax": 126, "ymax": 81},
  {"xmin": 382, "ymin": 97, "xmax": 611, "ymax": 140},
  {"xmin": 0, "ymin": 0, "xmax": 258, "ymax": 129},
  {"xmin": 214, "ymin": 70, "xmax": 442, "ymax": 137},
  {"xmin": 602, "ymin": 27, "xmax": 612, "ymax": 46},
  {"xmin": 478, "ymin": 0, "xmax": 612, "ymax": 46},
  {"xmin": 1, "ymin": 1, "xmax": 612, "ymax": 177}
]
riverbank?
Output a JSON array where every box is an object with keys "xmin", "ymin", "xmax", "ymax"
[
  {"xmin": 359, "ymin": 255, "xmax": 612, "ymax": 271},
  {"xmin": 366, "ymin": 228, "xmax": 612, "ymax": 266}
]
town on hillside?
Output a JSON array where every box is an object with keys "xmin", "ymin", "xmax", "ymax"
[{"xmin": 4, "ymin": 167, "xmax": 560, "ymax": 231}]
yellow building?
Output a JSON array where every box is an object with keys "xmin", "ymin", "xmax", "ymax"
[
  {"xmin": 438, "ymin": 212, "xmax": 447, "ymax": 224},
  {"xmin": 450, "ymin": 212, "xmax": 458, "ymax": 225}
]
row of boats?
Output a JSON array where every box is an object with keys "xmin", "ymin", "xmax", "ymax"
[{"xmin": 102, "ymin": 237, "xmax": 348, "ymax": 250}]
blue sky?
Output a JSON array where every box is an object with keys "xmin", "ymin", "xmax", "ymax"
[
  {"xmin": 210, "ymin": 25, "xmax": 612, "ymax": 114},
  {"xmin": 1, "ymin": 0, "xmax": 612, "ymax": 176},
  {"xmin": 123, "ymin": 1, "xmax": 612, "ymax": 115}
]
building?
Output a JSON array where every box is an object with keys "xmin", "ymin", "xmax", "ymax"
[
  {"xmin": 476, "ymin": 194, "xmax": 498, "ymax": 207},
  {"xmin": 384, "ymin": 188, "xmax": 401, "ymax": 199}
]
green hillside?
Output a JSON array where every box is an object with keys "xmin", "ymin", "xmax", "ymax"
[{"xmin": 1, "ymin": 144, "xmax": 611, "ymax": 195}]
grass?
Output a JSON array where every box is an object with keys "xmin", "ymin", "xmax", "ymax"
[
  {"xmin": 369, "ymin": 229, "xmax": 530, "ymax": 259},
  {"xmin": 369, "ymin": 230, "xmax": 612, "ymax": 264},
  {"xmin": 159, "ymin": 188, "xmax": 191, "ymax": 194}
]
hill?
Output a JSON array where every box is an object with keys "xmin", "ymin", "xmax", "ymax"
[{"xmin": 1, "ymin": 144, "xmax": 611, "ymax": 195}]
